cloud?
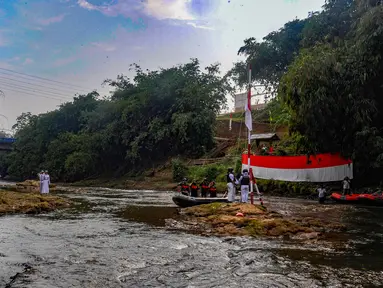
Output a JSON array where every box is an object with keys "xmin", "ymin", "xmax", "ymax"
[
  {"xmin": 9, "ymin": 57, "xmax": 20, "ymax": 62},
  {"xmin": 36, "ymin": 14, "xmax": 66, "ymax": 26},
  {"xmin": 0, "ymin": 30, "xmax": 9, "ymax": 47},
  {"xmin": 186, "ymin": 22, "xmax": 214, "ymax": 30},
  {"xmin": 53, "ymin": 56, "xmax": 77, "ymax": 67},
  {"xmin": 77, "ymin": 0, "xmax": 140, "ymax": 17},
  {"xmin": 0, "ymin": 61, "xmax": 14, "ymax": 69},
  {"xmin": 77, "ymin": 0, "xmax": 196, "ymax": 22},
  {"xmin": 23, "ymin": 58, "xmax": 34, "ymax": 65},
  {"xmin": 143, "ymin": 0, "xmax": 195, "ymax": 21},
  {"xmin": 91, "ymin": 42, "xmax": 116, "ymax": 52}
]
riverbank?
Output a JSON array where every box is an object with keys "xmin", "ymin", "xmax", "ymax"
[
  {"xmin": 166, "ymin": 202, "xmax": 346, "ymax": 242},
  {"xmin": 65, "ymin": 166, "xmax": 319, "ymax": 199},
  {"xmin": 0, "ymin": 191, "xmax": 70, "ymax": 215}
]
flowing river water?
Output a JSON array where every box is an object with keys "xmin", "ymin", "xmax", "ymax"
[{"xmin": 1, "ymin": 185, "xmax": 383, "ymax": 287}]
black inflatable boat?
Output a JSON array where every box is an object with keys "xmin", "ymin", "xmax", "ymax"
[{"xmin": 172, "ymin": 194, "xmax": 229, "ymax": 208}]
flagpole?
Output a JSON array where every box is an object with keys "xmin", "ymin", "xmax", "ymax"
[
  {"xmin": 247, "ymin": 65, "xmax": 253, "ymax": 196},
  {"xmin": 247, "ymin": 64, "xmax": 263, "ymax": 206}
]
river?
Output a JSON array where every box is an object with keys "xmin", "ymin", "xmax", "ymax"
[{"xmin": 0, "ymin": 186, "xmax": 382, "ymax": 287}]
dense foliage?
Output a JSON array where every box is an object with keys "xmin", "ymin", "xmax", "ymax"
[
  {"xmin": 229, "ymin": 0, "xmax": 383, "ymax": 184},
  {"xmin": 4, "ymin": 59, "xmax": 231, "ymax": 181}
]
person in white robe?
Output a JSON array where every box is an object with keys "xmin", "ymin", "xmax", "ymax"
[
  {"xmin": 41, "ymin": 170, "xmax": 50, "ymax": 194},
  {"xmin": 226, "ymin": 168, "xmax": 236, "ymax": 202},
  {"xmin": 238, "ymin": 169, "xmax": 250, "ymax": 203},
  {"xmin": 38, "ymin": 170, "xmax": 45, "ymax": 194}
]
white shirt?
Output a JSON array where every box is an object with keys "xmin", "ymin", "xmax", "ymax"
[
  {"xmin": 343, "ymin": 180, "xmax": 350, "ymax": 189},
  {"xmin": 318, "ymin": 188, "xmax": 326, "ymax": 198}
]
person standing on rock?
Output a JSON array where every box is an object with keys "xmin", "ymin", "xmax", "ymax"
[
  {"xmin": 226, "ymin": 168, "xmax": 236, "ymax": 202},
  {"xmin": 238, "ymin": 169, "xmax": 250, "ymax": 203},
  {"xmin": 38, "ymin": 170, "xmax": 45, "ymax": 194},
  {"xmin": 41, "ymin": 170, "xmax": 50, "ymax": 194}
]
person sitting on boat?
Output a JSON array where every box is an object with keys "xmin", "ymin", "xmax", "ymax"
[
  {"xmin": 200, "ymin": 178, "xmax": 209, "ymax": 198},
  {"xmin": 238, "ymin": 169, "xmax": 250, "ymax": 203},
  {"xmin": 317, "ymin": 184, "xmax": 326, "ymax": 204},
  {"xmin": 342, "ymin": 177, "xmax": 351, "ymax": 195},
  {"xmin": 190, "ymin": 180, "xmax": 199, "ymax": 197},
  {"xmin": 209, "ymin": 181, "xmax": 217, "ymax": 198},
  {"xmin": 178, "ymin": 178, "xmax": 190, "ymax": 196},
  {"xmin": 226, "ymin": 167, "xmax": 236, "ymax": 202}
]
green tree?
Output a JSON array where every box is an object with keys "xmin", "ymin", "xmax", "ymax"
[
  {"xmin": 5, "ymin": 59, "xmax": 231, "ymax": 181},
  {"xmin": 278, "ymin": 1, "xmax": 383, "ymax": 183}
]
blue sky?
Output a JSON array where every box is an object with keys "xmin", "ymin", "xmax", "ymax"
[{"xmin": 0, "ymin": 0, "xmax": 325, "ymax": 128}]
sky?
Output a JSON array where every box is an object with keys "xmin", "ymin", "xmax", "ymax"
[{"xmin": 0, "ymin": 0, "xmax": 325, "ymax": 130}]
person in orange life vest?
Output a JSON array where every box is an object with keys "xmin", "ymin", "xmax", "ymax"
[
  {"xmin": 200, "ymin": 178, "xmax": 210, "ymax": 198},
  {"xmin": 189, "ymin": 180, "xmax": 199, "ymax": 197},
  {"xmin": 178, "ymin": 178, "xmax": 190, "ymax": 196},
  {"xmin": 209, "ymin": 181, "xmax": 217, "ymax": 198}
]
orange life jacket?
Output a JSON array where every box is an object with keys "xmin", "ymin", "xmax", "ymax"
[
  {"xmin": 181, "ymin": 185, "xmax": 189, "ymax": 190},
  {"xmin": 210, "ymin": 187, "xmax": 217, "ymax": 192},
  {"xmin": 201, "ymin": 184, "xmax": 209, "ymax": 189},
  {"xmin": 191, "ymin": 185, "xmax": 198, "ymax": 190}
]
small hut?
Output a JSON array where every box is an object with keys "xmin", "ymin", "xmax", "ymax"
[{"xmin": 250, "ymin": 133, "xmax": 280, "ymax": 154}]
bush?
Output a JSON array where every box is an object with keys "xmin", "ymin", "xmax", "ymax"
[
  {"xmin": 188, "ymin": 163, "xmax": 229, "ymax": 183},
  {"xmin": 205, "ymin": 166, "xmax": 220, "ymax": 180},
  {"xmin": 234, "ymin": 158, "xmax": 242, "ymax": 175},
  {"xmin": 172, "ymin": 159, "xmax": 188, "ymax": 182},
  {"xmin": 256, "ymin": 179, "xmax": 315, "ymax": 197}
]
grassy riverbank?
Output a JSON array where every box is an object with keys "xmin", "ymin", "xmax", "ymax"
[{"xmin": 0, "ymin": 191, "xmax": 70, "ymax": 215}]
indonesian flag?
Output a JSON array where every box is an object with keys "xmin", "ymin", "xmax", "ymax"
[{"xmin": 245, "ymin": 65, "xmax": 252, "ymax": 131}]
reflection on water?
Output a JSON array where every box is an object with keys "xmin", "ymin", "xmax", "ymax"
[
  {"xmin": 0, "ymin": 186, "xmax": 382, "ymax": 287},
  {"xmin": 116, "ymin": 205, "xmax": 179, "ymax": 227}
]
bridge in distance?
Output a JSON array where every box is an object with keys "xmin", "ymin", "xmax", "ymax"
[{"xmin": 0, "ymin": 138, "xmax": 16, "ymax": 151}]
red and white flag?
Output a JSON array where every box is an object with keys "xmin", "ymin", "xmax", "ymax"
[{"xmin": 245, "ymin": 65, "xmax": 252, "ymax": 131}]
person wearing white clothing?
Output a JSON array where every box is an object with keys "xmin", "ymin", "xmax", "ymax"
[
  {"xmin": 317, "ymin": 185, "xmax": 326, "ymax": 204},
  {"xmin": 226, "ymin": 167, "xmax": 236, "ymax": 202},
  {"xmin": 38, "ymin": 170, "xmax": 45, "ymax": 194},
  {"xmin": 342, "ymin": 176, "xmax": 351, "ymax": 195},
  {"xmin": 41, "ymin": 170, "xmax": 50, "ymax": 194},
  {"xmin": 238, "ymin": 169, "xmax": 250, "ymax": 203}
]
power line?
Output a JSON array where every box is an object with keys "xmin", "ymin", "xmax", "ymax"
[
  {"xmin": 0, "ymin": 81, "xmax": 74, "ymax": 100},
  {"xmin": 0, "ymin": 75, "xmax": 82, "ymax": 96},
  {"xmin": 0, "ymin": 67, "xmax": 94, "ymax": 92},
  {"xmin": 0, "ymin": 86, "xmax": 66, "ymax": 102},
  {"xmin": 0, "ymin": 83, "xmax": 72, "ymax": 101},
  {"xmin": 0, "ymin": 71, "xmax": 91, "ymax": 95}
]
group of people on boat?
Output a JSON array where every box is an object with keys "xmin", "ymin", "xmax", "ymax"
[
  {"xmin": 38, "ymin": 170, "xmax": 50, "ymax": 194},
  {"xmin": 178, "ymin": 178, "xmax": 218, "ymax": 198}
]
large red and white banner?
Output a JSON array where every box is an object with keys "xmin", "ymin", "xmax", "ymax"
[{"xmin": 242, "ymin": 153, "xmax": 353, "ymax": 182}]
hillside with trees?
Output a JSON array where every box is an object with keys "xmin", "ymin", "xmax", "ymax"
[
  {"xmin": 3, "ymin": 60, "xmax": 231, "ymax": 181},
  {"xmin": 229, "ymin": 0, "xmax": 383, "ymax": 185}
]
